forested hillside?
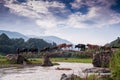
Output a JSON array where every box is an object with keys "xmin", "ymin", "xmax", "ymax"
[
  {"xmin": 106, "ymin": 37, "xmax": 120, "ymax": 47},
  {"xmin": 0, "ymin": 33, "xmax": 56, "ymax": 55}
]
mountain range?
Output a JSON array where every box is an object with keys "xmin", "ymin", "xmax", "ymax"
[{"xmin": 0, "ymin": 30, "xmax": 72, "ymax": 44}]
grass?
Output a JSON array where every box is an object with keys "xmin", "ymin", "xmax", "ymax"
[
  {"xmin": 28, "ymin": 58, "xmax": 92, "ymax": 63},
  {"xmin": 51, "ymin": 58, "xmax": 92, "ymax": 63},
  {"xmin": 110, "ymin": 49, "xmax": 120, "ymax": 80},
  {"xmin": 0, "ymin": 57, "xmax": 92, "ymax": 68}
]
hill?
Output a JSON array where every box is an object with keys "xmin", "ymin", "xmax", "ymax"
[
  {"xmin": 0, "ymin": 30, "xmax": 28, "ymax": 40},
  {"xmin": 0, "ymin": 30, "xmax": 72, "ymax": 44},
  {"xmin": 39, "ymin": 36, "xmax": 72, "ymax": 44},
  {"xmin": 106, "ymin": 37, "xmax": 120, "ymax": 47}
]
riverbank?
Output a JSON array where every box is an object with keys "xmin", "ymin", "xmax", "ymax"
[{"xmin": 0, "ymin": 57, "xmax": 92, "ymax": 68}]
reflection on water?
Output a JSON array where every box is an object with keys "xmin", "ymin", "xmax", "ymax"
[{"xmin": 0, "ymin": 62, "xmax": 93, "ymax": 80}]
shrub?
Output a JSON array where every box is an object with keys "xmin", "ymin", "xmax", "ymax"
[{"xmin": 110, "ymin": 49, "xmax": 120, "ymax": 80}]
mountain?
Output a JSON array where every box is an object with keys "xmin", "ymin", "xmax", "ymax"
[
  {"xmin": 106, "ymin": 37, "xmax": 120, "ymax": 47},
  {"xmin": 0, "ymin": 30, "xmax": 28, "ymax": 40},
  {"xmin": 0, "ymin": 30, "xmax": 72, "ymax": 44},
  {"xmin": 39, "ymin": 36, "xmax": 72, "ymax": 44},
  {"xmin": 28, "ymin": 35, "xmax": 72, "ymax": 44}
]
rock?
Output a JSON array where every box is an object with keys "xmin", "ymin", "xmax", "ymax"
[
  {"xmin": 60, "ymin": 73, "xmax": 67, "ymax": 80},
  {"xmin": 83, "ymin": 67, "xmax": 111, "ymax": 73},
  {"xmin": 41, "ymin": 54, "xmax": 53, "ymax": 66},
  {"xmin": 60, "ymin": 73, "xmax": 77, "ymax": 80},
  {"xmin": 6, "ymin": 54, "xmax": 18, "ymax": 64},
  {"xmin": 55, "ymin": 67, "xmax": 72, "ymax": 70},
  {"xmin": 6, "ymin": 54, "xmax": 29, "ymax": 64},
  {"xmin": 92, "ymin": 51, "xmax": 113, "ymax": 67},
  {"xmin": 16, "ymin": 55, "xmax": 28, "ymax": 64}
]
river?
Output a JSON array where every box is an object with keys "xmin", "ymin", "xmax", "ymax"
[{"xmin": 0, "ymin": 62, "xmax": 93, "ymax": 80}]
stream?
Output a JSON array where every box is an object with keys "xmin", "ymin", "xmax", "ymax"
[{"xmin": 0, "ymin": 62, "xmax": 93, "ymax": 80}]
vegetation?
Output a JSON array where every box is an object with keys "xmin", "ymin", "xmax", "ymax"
[
  {"xmin": 51, "ymin": 58, "xmax": 92, "ymax": 63},
  {"xmin": 0, "ymin": 33, "xmax": 56, "ymax": 55},
  {"xmin": 0, "ymin": 56, "xmax": 92, "ymax": 68},
  {"xmin": 73, "ymin": 48, "xmax": 120, "ymax": 80},
  {"xmin": 29, "ymin": 58, "xmax": 92, "ymax": 63},
  {"xmin": 110, "ymin": 49, "xmax": 120, "ymax": 80},
  {"xmin": 106, "ymin": 37, "xmax": 120, "ymax": 47}
]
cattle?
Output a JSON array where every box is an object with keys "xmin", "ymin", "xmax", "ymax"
[
  {"xmin": 57, "ymin": 43, "xmax": 67, "ymax": 49},
  {"xmin": 66, "ymin": 44, "xmax": 73, "ymax": 50},
  {"xmin": 100, "ymin": 46, "xmax": 111, "ymax": 51},
  {"xmin": 29, "ymin": 48, "xmax": 38, "ymax": 53},
  {"xmin": 50, "ymin": 46, "xmax": 59, "ymax": 52},
  {"xmin": 16, "ymin": 48, "xmax": 28, "ymax": 54},
  {"xmin": 40, "ymin": 47, "xmax": 51, "ymax": 52},
  {"xmin": 75, "ymin": 44, "xmax": 86, "ymax": 51},
  {"xmin": 87, "ymin": 44, "xmax": 100, "ymax": 51}
]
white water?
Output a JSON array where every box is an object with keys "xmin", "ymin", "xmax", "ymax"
[{"xmin": 0, "ymin": 62, "xmax": 93, "ymax": 80}]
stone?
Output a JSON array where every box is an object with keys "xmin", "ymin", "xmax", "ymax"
[
  {"xmin": 83, "ymin": 67, "xmax": 111, "ymax": 73},
  {"xmin": 6, "ymin": 54, "xmax": 29, "ymax": 64},
  {"xmin": 41, "ymin": 54, "xmax": 53, "ymax": 66},
  {"xmin": 16, "ymin": 55, "xmax": 28, "ymax": 64},
  {"xmin": 92, "ymin": 51, "xmax": 113, "ymax": 68},
  {"xmin": 60, "ymin": 73, "xmax": 78, "ymax": 80}
]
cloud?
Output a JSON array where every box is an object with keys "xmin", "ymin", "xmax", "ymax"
[
  {"xmin": 4, "ymin": 0, "xmax": 120, "ymax": 34},
  {"xmin": 70, "ymin": 0, "xmax": 120, "ymax": 28}
]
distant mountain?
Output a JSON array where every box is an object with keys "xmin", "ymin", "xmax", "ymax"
[
  {"xmin": 28, "ymin": 35, "xmax": 72, "ymax": 44},
  {"xmin": 0, "ymin": 30, "xmax": 72, "ymax": 44},
  {"xmin": 40, "ymin": 36, "xmax": 72, "ymax": 44},
  {"xmin": 0, "ymin": 30, "xmax": 28, "ymax": 40},
  {"xmin": 106, "ymin": 37, "xmax": 120, "ymax": 47}
]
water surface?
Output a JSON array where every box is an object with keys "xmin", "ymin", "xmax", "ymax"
[{"xmin": 0, "ymin": 62, "xmax": 93, "ymax": 80}]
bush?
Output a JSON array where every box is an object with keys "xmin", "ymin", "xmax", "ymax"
[
  {"xmin": 110, "ymin": 49, "xmax": 120, "ymax": 80},
  {"xmin": 0, "ymin": 55, "xmax": 6, "ymax": 59}
]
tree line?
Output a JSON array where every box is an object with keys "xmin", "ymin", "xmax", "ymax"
[{"xmin": 0, "ymin": 33, "xmax": 56, "ymax": 55}]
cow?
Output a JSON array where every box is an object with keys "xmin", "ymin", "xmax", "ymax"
[
  {"xmin": 66, "ymin": 44, "xmax": 73, "ymax": 50},
  {"xmin": 57, "ymin": 43, "xmax": 67, "ymax": 50},
  {"xmin": 50, "ymin": 46, "xmax": 59, "ymax": 52},
  {"xmin": 16, "ymin": 48, "xmax": 28, "ymax": 54},
  {"xmin": 87, "ymin": 44, "xmax": 100, "ymax": 51},
  {"xmin": 100, "ymin": 46, "xmax": 111, "ymax": 51},
  {"xmin": 40, "ymin": 47, "xmax": 51, "ymax": 52},
  {"xmin": 75, "ymin": 44, "xmax": 86, "ymax": 51},
  {"xmin": 29, "ymin": 48, "xmax": 38, "ymax": 53}
]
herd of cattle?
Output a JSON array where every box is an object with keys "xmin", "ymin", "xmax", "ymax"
[{"xmin": 16, "ymin": 43, "xmax": 117, "ymax": 54}]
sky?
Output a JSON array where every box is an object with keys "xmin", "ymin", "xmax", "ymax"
[{"xmin": 0, "ymin": 0, "xmax": 120, "ymax": 45}]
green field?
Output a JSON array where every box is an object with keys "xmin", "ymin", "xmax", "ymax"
[
  {"xmin": 0, "ymin": 55, "xmax": 92, "ymax": 68},
  {"xmin": 28, "ymin": 58, "xmax": 92, "ymax": 64}
]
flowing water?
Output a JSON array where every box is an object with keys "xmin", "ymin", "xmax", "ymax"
[{"xmin": 0, "ymin": 62, "xmax": 93, "ymax": 80}]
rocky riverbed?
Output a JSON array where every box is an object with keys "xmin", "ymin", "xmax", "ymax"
[{"xmin": 0, "ymin": 62, "xmax": 111, "ymax": 80}]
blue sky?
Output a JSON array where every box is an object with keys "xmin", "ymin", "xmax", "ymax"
[{"xmin": 0, "ymin": 0, "xmax": 120, "ymax": 45}]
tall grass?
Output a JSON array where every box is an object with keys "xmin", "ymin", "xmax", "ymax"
[{"xmin": 110, "ymin": 49, "xmax": 120, "ymax": 80}]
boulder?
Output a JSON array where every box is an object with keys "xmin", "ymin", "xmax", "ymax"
[
  {"xmin": 55, "ymin": 67, "xmax": 72, "ymax": 70},
  {"xmin": 16, "ymin": 55, "xmax": 28, "ymax": 64},
  {"xmin": 6, "ymin": 54, "xmax": 29, "ymax": 64},
  {"xmin": 83, "ymin": 67, "xmax": 111, "ymax": 73},
  {"xmin": 92, "ymin": 51, "xmax": 113, "ymax": 67},
  {"xmin": 41, "ymin": 54, "xmax": 53, "ymax": 66},
  {"xmin": 60, "ymin": 73, "xmax": 77, "ymax": 80}
]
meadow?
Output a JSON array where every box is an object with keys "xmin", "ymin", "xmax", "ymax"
[{"xmin": 0, "ymin": 54, "xmax": 92, "ymax": 68}]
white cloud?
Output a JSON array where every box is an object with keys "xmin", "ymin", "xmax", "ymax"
[
  {"xmin": 4, "ymin": 0, "xmax": 120, "ymax": 32},
  {"xmin": 70, "ymin": 0, "xmax": 120, "ymax": 28}
]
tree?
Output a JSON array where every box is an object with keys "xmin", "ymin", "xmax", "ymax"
[{"xmin": 0, "ymin": 33, "xmax": 11, "ymax": 45}]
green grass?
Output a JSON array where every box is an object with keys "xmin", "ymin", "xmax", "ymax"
[
  {"xmin": 110, "ymin": 49, "xmax": 120, "ymax": 80},
  {"xmin": 0, "ymin": 57, "xmax": 92, "ymax": 68},
  {"xmin": 28, "ymin": 58, "xmax": 92, "ymax": 63},
  {"xmin": 51, "ymin": 58, "xmax": 92, "ymax": 63}
]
